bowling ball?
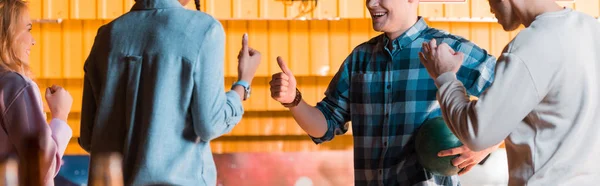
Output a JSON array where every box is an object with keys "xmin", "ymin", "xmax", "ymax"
[{"xmin": 415, "ymin": 117, "xmax": 463, "ymax": 176}]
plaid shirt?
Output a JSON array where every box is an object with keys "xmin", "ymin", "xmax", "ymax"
[{"xmin": 312, "ymin": 17, "xmax": 496, "ymax": 186}]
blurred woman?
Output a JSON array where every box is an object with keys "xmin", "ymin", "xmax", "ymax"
[{"xmin": 0, "ymin": 0, "xmax": 73, "ymax": 185}]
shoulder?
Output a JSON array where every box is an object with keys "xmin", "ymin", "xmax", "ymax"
[{"xmin": 0, "ymin": 71, "xmax": 36, "ymax": 114}]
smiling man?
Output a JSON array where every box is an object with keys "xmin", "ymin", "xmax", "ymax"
[
  {"xmin": 419, "ymin": 0, "xmax": 600, "ymax": 185},
  {"xmin": 269, "ymin": 0, "xmax": 499, "ymax": 185}
]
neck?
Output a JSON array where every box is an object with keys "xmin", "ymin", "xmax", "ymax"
[
  {"xmin": 515, "ymin": 0, "xmax": 564, "ymax": 27},
  {"xmin": 385, "ymin": 16, "xmax": 419, "ymax": 41}
]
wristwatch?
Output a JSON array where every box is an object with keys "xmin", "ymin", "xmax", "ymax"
[
  {"xmin": 232, "ymin": 80, "xmax": 251, "ymax": 100},
  {"xmin": 281, "ymin": 88, "xmax": 302, "ymax": 108}
]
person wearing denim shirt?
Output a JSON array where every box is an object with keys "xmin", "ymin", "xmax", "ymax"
[{"xmin": 79, "ymin": 0, "xmax": 261, "ymax": 185}]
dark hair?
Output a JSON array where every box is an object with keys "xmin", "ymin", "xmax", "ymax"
[{"xmin": 194, "ymin": 0, "xmax": 200, "ymax": 11}]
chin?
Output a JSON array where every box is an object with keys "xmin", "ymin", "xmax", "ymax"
[
  {"xmin": 502, "ymin": 22, "xmax": 521, "ymax": 31},
  {"xmin": 371, "ymin": 23, "xmax": 383, "ymax": 32}
]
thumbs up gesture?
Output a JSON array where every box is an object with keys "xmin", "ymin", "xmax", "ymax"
[
  {"xmin": 238, "ymin": 33, "xmax": 261, "ymax": 83},
  {"xmin": 270, "ymin": 56, "xmax": 297, "ymax": 104}
]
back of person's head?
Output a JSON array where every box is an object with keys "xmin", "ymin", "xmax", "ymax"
[
  {"xmin": 172, "ymin": 0, "xmax": 200, "ymax": 10},
  {"xmin": 0, "ymin": 0, "xmax": 30, "ymax": 76},
  {"xmin": 193, "ymin": 0, "xmax": 200, "ymax": 10}
]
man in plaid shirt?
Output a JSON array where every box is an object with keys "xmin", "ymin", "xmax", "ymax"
[{"xmin": 269, "ymin": 0, "xmax": 501, "ymax": 185}]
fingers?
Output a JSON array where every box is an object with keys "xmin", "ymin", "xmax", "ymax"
[
  {"xmin": 455, "ymin": 51, "xmax": 465, "ymax": 59},
  {"xmin": 452, "ymin": 155, "xmax": 470, "ymax": 167},
  {"xmin": 270, "ymin": 86, "xmax": 290, "ymax": 99},
  {"xmin": 270, "ymin": 71, "xmax": 293, "ymax": 100},
  {"xmin": 248, "ymin": 47, "xmax": 261, "ymax": 56},
  {"xmin": 446, "ymin": 44, "xmax": 456, "ymax": 54},
  {"xmin": 270, "ymin": 75, "xmax": 290, "ymax": 93},
  {"xmin": 269, "ymin": 79, "xmax": 289, "ymax": 87},
  {"xmin": 422, "ymin": 42, "xmax": 430, "ymax": 54},
  {"xmin": 270, "ymin": 85, "xmax": 289, "ymax": 93},
  {"xmin": 47, "ymin": 85, "xmax": 64, "ymax": 94},
  {"xmin": 458, "ymin": 164, "xmax": 476, "ymax": 176},
  {"xmin": 271, "ymin": 72, "xmax": 290, "ymax": 81},
  {"xmin": 438, "ymin": 145, "xmax": 467, "ymax": 157},
  {"xmin": 418, "ymin": 52, "xmax": 428, "ymax": 64},
  {"xmin": 277, "ymin": 56, "xmax": 293, "ymax": 76},
  {"xmin": 241, "ymin": 33, "xmax": 248, "ymax": 54},
  {"xmin": 427, "ymin": 40, "xmax": 437, "ymax": 62},
  {"xmin": 429, "ymin": 39, "xmax": 438, "ymax": 49},
  {"xmin": 457, "ymin": 158, "xmax": 477, "ymax": 169},
  {"xmin": 45, "ymin": 87, "xmax": 52, "ymax": 98},
  {"xmin": 437, "ymin": 43, "xmax": 452, "ymax": 53}
]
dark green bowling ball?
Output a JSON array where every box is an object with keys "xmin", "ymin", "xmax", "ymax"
[{"xmin": 415, "ymin": 117, "xmax": 463, "ymax": 176}]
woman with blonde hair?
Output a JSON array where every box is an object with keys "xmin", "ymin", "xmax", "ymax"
[{"xmin": 0, "ymin": 0, "xmax": 73, "ymax": 185}]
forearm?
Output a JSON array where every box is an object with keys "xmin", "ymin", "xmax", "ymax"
[
  {"xmin": 436, "ymin": 54, "xmax": 539, "ymax": 151},
  {"xmin": 289, "ymin": 100, "xmax": 328, "ymax": 138}
]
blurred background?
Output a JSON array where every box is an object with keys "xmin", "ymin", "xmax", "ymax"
[{"xmin": 24, "ymin": 0, "xmax": 598, "ymax": 185}]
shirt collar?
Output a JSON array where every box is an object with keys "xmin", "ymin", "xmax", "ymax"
[{"xmin": 382, "ymin": 16, "xmax": 429, "ymax": 51}]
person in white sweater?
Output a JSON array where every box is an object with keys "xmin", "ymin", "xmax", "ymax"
[{"xmin": 418, "ymin": 0, "xmax": 600, "ymax": 185}]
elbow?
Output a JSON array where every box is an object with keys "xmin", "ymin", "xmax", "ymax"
[
  {"xmin": 193, "ymin": 95, "xmax": 244, "ymax": 142},
  {"xmin": 193, "ymin": 118, "xmax": 232, "ymax": 142},
  {"xmin": 452, "ymin": 108, "xmax": 499, "ymax": 152},
  {"xmin": 195, "ymin": 125, "xmax": 229, "ymax": 142},
  {"xmin": 460, "ymin": 133, "xmax": 498, "ymax": 152}
]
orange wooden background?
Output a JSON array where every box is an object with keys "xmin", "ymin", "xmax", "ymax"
[{"xmin": 24, "ymin": 0, "xmax": 598, "ymax": 154}]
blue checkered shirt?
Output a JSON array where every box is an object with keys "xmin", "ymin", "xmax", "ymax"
[{"xmin": 311, "ymin": 17, "xmax": 496, "ymax": 186}]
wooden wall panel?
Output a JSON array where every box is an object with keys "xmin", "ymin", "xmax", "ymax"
[
  {"xmin": 70, "ymin": 0, "xmax": 96, "ymax": 19},
  {"xmin": 28, "ymin": 0, "xmax": 43, "ymax": 20},
  {"xmin": 233, "ymin": 0, "xmax": 259, "ymax": 19},
  {"xmin": 97, "ymin": 0, "xmax": 124, "ymax": 19},
  {"xmin": 329, "ymin": 20, "xmax": 350, "ymax": 75},
  {"xmin": 260, "ymin": 0, "xmax": 285, "ymax": 18},
  {"xmin": 575, "ymin": 0, "xmax": 600, "ymax": 17},
  {"xmin": 289, "ymin": 21, "xmax": 310, "ymax": 76},
  {"xmin": 43, "ymin": 0, "xmax": 69, "ymax": 19},
  {"xmin": 313, "ymin": 0, "xmax": 338, "ymax": 18},
  {"xmin": 471, "ymin": 0, "xmax": 493, "ymax": 18},
  {"xmin": 41, "ymin": 23, "xmax": 63, "ymax": 78},
  {"xmin": 206, "ymin": 0, "xmax": 232, "ymax": 19},
  {"xmin": 309, "ymin": 21, "xmax": 330, "ymax": 76},
  {"xmin": 470, "ymin": 23, "xmax": 491, "ymax": 54},
  {"xmin": 339, "ymin": 0, "xmax": 365, "ymax": 18},
  {"xmin": 444, "ymin": 1, "xmax": 470, "ymax": 17},
  {"xmin": 35, "ymin": 0, "xmax": 599, "ymax": 154},
  {"xmin": 30, "ymin": 23, "xmax": 42, "ymax": 77},
  {"xmin": 419, "ymin": 4, "xmax": 444, "ymax": 17},
  {"xmin": 62, "ymin": 21, "xmax": 84, "ymax": 79}
]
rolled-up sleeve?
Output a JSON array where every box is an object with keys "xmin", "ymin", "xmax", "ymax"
[
  {"xmin": 190, "ymin": 20, "xmax": 244, "ymax": 142},
  {"xmin": 450, "ymin": 40, "xmax": 497, "ymax": 96},
  {"xmin": 312, "ymin": 56, "xmax": 352, "ymax": 144}
]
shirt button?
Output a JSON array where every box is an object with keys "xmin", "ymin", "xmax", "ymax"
[
  {"xmin": 383, "ymin": 141, "xmax": 388, "ymax": 147},
  {"xmin": 386, "ymin": 85, "xmax": 391, "ymax": 89},
  {"xmin": 379, "ymin": 169, "xmax": 383, "ymax": 174}
]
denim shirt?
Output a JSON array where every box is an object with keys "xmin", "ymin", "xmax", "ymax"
[{"xmin": 79, "ymin": 0, "xmax": 243, "ymax": 185}]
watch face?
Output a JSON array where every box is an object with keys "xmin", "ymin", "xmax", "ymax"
[{"xmin": 246, "ymin": 87, "xmax": 251, "ymax": 99}]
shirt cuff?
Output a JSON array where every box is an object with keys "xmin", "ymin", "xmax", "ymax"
[
  {"xmin": 49, "ymin": 118, "xmax": 73, "ymax": 157},
  {"xmin": 435, "ymin": 72, "xmax": 458, "ymax": 88}
]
